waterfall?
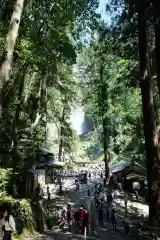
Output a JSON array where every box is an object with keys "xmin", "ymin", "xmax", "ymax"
[{"xmin": 70, "ymin": 106, "xmax": 85, "ymax": 135}]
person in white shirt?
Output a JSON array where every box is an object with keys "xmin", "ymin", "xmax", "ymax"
[
  {"xmin": 132, "ymin": 181, "xmax": 140, "ymax": 199},
  {"xmin": 1, "ymin": 209, "xmax": 16, "ymax": 240},
  {"xmin": 56, "ymin": 207, "xmax": 62, "ymax": 219}
]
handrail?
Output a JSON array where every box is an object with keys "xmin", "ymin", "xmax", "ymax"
[
  {"xmin": 142, "ymin": 225, "xmax": 160, "ymax": 231},
  {"xmin": 138, "ymin": 232, "xmax": 155, "ymax": 240}
]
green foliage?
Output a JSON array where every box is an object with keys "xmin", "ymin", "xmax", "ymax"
[
  {"xmin": 45, "ymin": 214, "xmax": 57, "ymax": 230},
  {"xmin": 0, "ymin": 0, "xmax": 100, "ymax": 172},
  {"xmin": 78, "ymin": 33, "xmax": 143, "ymax": 164},
  {"xmin": 0, "ymin": 168, "xmax": 12, "ymax": 197}
]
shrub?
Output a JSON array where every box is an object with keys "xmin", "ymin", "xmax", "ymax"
[{"xmin": 45, "ymin": 214, "xmax": 57, "ymax": 230}]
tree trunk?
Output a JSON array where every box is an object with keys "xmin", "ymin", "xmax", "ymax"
[
  {"xmin": 12, "ymin": 66, "xmax": 27, "ymax": 149},
  {"xmin": 99, "ymin": 62, "xmax": 109, "ymax": 180},
  {"xmin": 0, "ymin": 0, "xmax": 25, "ymax": 116},
  {"xmin": 153, "ymin": 1, "xmax": 160, "ymax": 97},
  {"xmin": 58, "ymin": 103, "xmax": 65, "ymax": 162},
  {"xmin": 138, "ymin": 2, "xmax": 160, "ymax": 224}
]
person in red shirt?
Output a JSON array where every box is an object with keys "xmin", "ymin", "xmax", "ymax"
[
  {"xmin": 80, "ymin": 206, "xmax": 85, "ymax": 233},
  {"xmin": 80, "ymin": 206, "xmax": 89, "ymax": 234},
  {"xmin": 80, "ymin": 206, "xmax": 85, "ymax": 218}
]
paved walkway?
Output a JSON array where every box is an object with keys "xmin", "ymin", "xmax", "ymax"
[{"xmin": 33, "ymin": 177, "xmax": 136, "ymax": 240}]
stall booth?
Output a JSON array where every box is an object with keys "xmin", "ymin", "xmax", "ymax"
[
  {"xmin": 109, "ymin": 160, "xmax": 133, "ymax": 190},
  {"xmin": 109, "ymin": 160, "xmax": 147, "ymax": 193},
  {"xmin": 26, "ymin": 147, "xmax": 65, "ymax": 196}
]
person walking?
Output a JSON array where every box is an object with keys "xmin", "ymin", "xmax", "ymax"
[
  {"xmin": 124, "ymin": 215, "xmax": 131, "ymax": 235},
  {"xmin": 67, "ymin": 205, "xmax": 72, "ymax": 232},
  {"xmin": 103, "ymin": 177, "xmax": 106, "ymax": 188},
  {"xmin": 94, "ymin": 194, "xmax": 99, "ymax": 209},
  {"xmin": 74, "ymin": 210, "xmax": 80, "ymax": 231},
  {"xmin": 95, "ymin": 183, "xmax": 97, "ymax": 193},
  {"xmin": 132, "ymin": 181, "xmax": 140, "ymax": 200},
  {"xmin": 107, "ymin": 192, "xmax": 113, "ymax": 206},
  {"xmin": 106, "ymin": 204, "xmax": 110, "ymax": 221},
  {"xmin": 87, "ymin": 189, "xmax": 90, "ymax": 197},
  {"xmin": 80, "ymin": 206, "xmax": 85, "ymax": 234},
  {"xmin": 47, "ymin": 186, "xmax": 51, "ymax": 201},
  {"xmin": 59, "ymin": 208, "xmax": 66, "ymax": 229},
  {"xmin": 76, "ymin": 182, "xmax": 79, "ymax": 190},
  {"xmin": 118, "ymin": 182, "xmax": 123, "ymax": 192},
  {"xmin": 111, "ymin": 208, "xmax": 117, "ymax": 230},
  {"xmin": 98, "ymin": 200, "xmax": 104, "ymax": 227}
]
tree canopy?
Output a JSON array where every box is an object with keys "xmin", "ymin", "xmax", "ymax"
[{"xmin": 1, "ymin": 0, "xmax": 160, "ymax": 227}]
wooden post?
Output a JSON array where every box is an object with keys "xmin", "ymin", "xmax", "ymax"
[{"xmin": 88, "ymin": 200, "xmax": 93, "ymax": 236}]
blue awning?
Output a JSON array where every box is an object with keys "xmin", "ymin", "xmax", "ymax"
[{"xmin": 110, "ymin": 160, "xmax": 131, "ymax": 173}]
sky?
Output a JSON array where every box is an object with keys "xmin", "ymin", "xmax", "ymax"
[{"xmin": 97, "ymin": 0, "xmax": 111, "ymax": 25}]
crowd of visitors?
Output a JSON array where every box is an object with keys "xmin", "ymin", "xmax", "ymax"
[
  {"xmin": 0, "ymin": 169, "xmax": 145, "ymax": 239},
  {"xmin": 54, "ymin": 171, "xmax": 135, "ymax": 237},
  {"xmin": 56, "ymin": 204, "xmax": 89, "ymax": 234}
]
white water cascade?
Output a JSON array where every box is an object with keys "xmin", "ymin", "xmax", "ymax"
[{"xmin": 70, "ymin": 106, "xmax": 85, "ymax": 135}]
